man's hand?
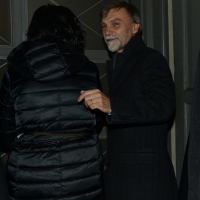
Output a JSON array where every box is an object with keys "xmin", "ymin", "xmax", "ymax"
[{"xmin": 77, "ymin": 89, "xmax": 112, "ymax": 114}]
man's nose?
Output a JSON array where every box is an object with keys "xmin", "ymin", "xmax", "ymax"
[{"xmin": 103, "ymin": 27, "xmax": 113, "ymax": 36}]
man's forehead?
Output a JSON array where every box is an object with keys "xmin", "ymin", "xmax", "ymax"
[
  {"xmin": 102, "ymin": 8, "xmax": 130, "ymax": 22},
  {"xmin": 101, "ymin": 17, "xmax": 122, "ymax": 24}
]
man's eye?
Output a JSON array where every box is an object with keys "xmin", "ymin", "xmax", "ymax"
[
  {"xmin": 113, "ymin": 23, "xmax": 119, "ymax": 27},
  {"xmin": 102, "ymin": 26, "xmax": 106, "ymax": 29}
]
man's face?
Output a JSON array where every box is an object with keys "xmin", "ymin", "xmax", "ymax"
[{"xmin": 101, "ymin": 8, "xmax": 139, "ymax": 53}]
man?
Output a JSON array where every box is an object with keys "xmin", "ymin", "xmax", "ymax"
[{"xmin": 78, "ymin": 1, "xmax": 178, "ymax": 199}]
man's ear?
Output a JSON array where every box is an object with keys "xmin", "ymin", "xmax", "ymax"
[{"xmin": 132, "ymin": 23, "xmax": 140, "ymax": 34}]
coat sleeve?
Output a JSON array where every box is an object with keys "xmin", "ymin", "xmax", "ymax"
[
  {"xmin": 0, "ymin": 70, "xmax": 16, "ymax": 153},
  {"xmin": 94, "ymin": 66, "xmax": 104, "ymax": 134},
  {"xmin": 107, "ymin": 52, "xmax": 175, "ymax": 125}
]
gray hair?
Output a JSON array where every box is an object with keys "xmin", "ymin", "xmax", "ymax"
[{"xmin": 101, "ymin": 1, "xmax": 142, "ymax": 33}]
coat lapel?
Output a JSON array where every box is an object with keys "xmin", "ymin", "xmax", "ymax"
[{"xmin": 106, "ymin": 33, "xmax": 146, "ymax": 95}]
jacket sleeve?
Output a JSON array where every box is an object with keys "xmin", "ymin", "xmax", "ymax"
[
  {"xmin": 0, "ymin": 70, "xmax": 16, "ymax": 153},
  {"xmin": 107, "ymin": 52, "xmax": 175, "ymax": 125}
]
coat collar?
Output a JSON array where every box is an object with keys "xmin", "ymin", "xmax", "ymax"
[
  {"xmin": 116, "ymin": 33, "xmax": 145, "ymax": 60},
  {"xmin": 107, "ymin": 32, "xmax": 145, "ymax": 65},
  {"xmin": 106, "ymin": 32, "xmax": 145, "ymax": 87},
  {"xmin": 121, "ymin": 32, "xmax": 144, "ymax": 56}
]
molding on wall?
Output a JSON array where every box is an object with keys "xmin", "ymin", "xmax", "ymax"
[
  {"xmin": 145, "ymin": 0, "xmax": 154, "ymax": 48},
  {"xmin": 168, "ymin": 0, "xmax": 176, "ymax": 173},
  {"xmin": 184, "ymin": 103, "xmax": 191, "ymax": 145},
  {"xmin": 85, "ymin": 50, "xmax": 110, "ymax": 63},
  {"xmin": 160, "ymin": 0, "xmax": 168, "ymax": 58},
  {"xmin": 0, "ymin": 0, "xmax": 27, "ymax": 57},
  {"xmin": 0, "ymin": 47, "xmax": 14, "ymax": 57},
  {"xmin": 12, "ymin": 0, "xmax": 26, "ymax": 46},
  {"xmin": 182, "ymin": 0, "xmax": 189, "ymax": 90}
]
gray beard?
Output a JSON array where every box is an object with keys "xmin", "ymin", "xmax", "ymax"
[{"xmin": 106, "ymin": 41, "xmax": 122, "ymax": 52}]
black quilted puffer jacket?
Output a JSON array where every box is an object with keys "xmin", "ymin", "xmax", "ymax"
[
  {"xmin": 0, "ymin": 36, "xmax": 104, "ymax": 200},
  {"xmin": 0, "ymin": 36, "xmax": 103, "ymax": 152}
]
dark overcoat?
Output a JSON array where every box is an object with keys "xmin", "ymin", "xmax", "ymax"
[{"xmin": 104, "ymin": 33, "xmax": 178, "ymax": 200}]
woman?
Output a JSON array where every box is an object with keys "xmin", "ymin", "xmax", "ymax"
[{"xmin": 0, "ymin": 4, "xmax": 104, "ymax": 200}]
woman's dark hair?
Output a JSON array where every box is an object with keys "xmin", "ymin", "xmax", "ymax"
[
  {"xmin": 101, "ymin": 1, "xmax": 142, "ymax": 33},
  {"xmin": 26, "ymin": 5, "xmax": 85, "ymax": 53}
]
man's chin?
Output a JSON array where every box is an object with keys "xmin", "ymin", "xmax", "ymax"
[
  {"xmin": 107, "ymin": 48, "xmax": 117, "ymax": 52},
  {"xmin": 107, "ymin": 46, "xmax": 119, "ymax": 52}
]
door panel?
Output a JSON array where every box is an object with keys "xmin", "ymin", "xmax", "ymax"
[{"xmin": 173, "ymin": 0, "xmax": 200, "ymax": 183}]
